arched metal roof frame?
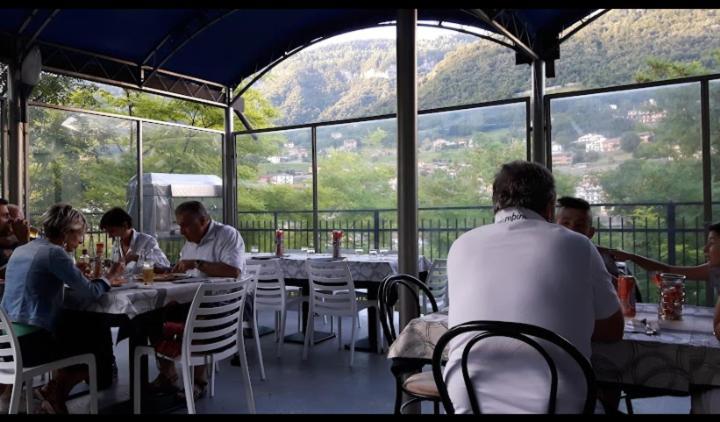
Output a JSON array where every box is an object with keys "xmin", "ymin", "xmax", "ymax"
[
  {"xmin": 0, "ymin": 8, "xmax": 601, "ymax": 108},
  {"xmin": 231, "ymin": 19, "xmax": 521, "ymax": 105}
]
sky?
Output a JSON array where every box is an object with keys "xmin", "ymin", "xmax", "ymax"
[{"xmin": 305, "ymin": 25, "xmax": 462, "ymax": 51}]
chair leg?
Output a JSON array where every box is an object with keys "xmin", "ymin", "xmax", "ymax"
[
  {"xmin": 87, "ymin": 355, "xmax": 98, "ymax": 414},
  {"xmin": 252, "ymin": 316, "xmax": 266, "ymax": 381},
  {"xmin": 133, "ymin": 350, "xmax": 143, "ymax": 414},
  {"xmin": 393, "ymin": 378, "xmax": 403, "ymax": 415},
  {"xmin": 237, "ymin": 334, "xmax": 256, "ymax": 413},
  {"xmin": 349, "ymin": 314, "xmax": 357, "ymax": 367},
  {"xmin": 208, "ymin": 356, "xmax": 215, "ymax": 398},
  {"xmin": 337, "ymin": 316, "xmax": 343, "ymax": 350},
  {"xmin": 25, "ymin": 379, "xmax": 33, "ymax": 414},
  {"xmin": 8, "ymin": 379, "xmax": 23, "ymax": 414},
  {"xmin": 433, "ymin": 400, "xmax": 440, "ymax": 415},
  {"xmin": 302, "ymin": 306, "xmax": 313, "ymax": 360},
  {"xmin": 278, "ymin": 308, "xmax": 287, "ymax": 358},
  {"xmin": 181, "ymin": 360, "xmax": 195, "ymax": 414},
  {"xmin": 625, "ymin": 396, "xmax": 634, "ymax": 415}
]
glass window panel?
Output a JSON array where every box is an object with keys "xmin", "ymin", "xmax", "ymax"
[
  {"xmin": 551, "ymin": 82, "xmax": 704, "ymax": 304},
  {"xmin": 316, "ymin": 119, "xmax": 397, "ymax": 254},
  {"xmin": 142, "ymin": 122, "xmax": 222, "ymax": 260},
  {"xmin": 236, "ymin": 128, "xmax": 313, "ymax": 252},
  {"xmin": 417, "ymin": 102, "xmax": 527, "ymax": 260},
  {"xmin": 27, "ymin": 107, "xmax": 137, "ymax": 256},
  {"xmin": 556, "ymin": 9, "xmax": 720, "ymax": 93}
]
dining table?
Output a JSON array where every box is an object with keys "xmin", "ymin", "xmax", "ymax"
[
  {"xmin": 62, "ymin": 275, "xmax": 239, "ymax": 413},
  {"xmin": 388, "ymin": 302, "xmax": 720, "ymax": 401},
  {"xmin": 246, "ymin": 252, "xmax": 432, "ymax": 353}
]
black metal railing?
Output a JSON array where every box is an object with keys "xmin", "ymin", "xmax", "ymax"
[{"xmin": 238, "ymin": 201, "xmax": 717, "ymax": 306}]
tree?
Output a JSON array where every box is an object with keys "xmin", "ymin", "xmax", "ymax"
[{"xmin": 620, "ymin": 132, "xmax": 641, "ymax": 153}]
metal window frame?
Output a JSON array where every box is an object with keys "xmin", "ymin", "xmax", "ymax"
[{"xmin": 232, "ymin": 96, "xmax": 531, "ymax": 256}]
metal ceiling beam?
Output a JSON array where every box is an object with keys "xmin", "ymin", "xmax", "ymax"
[
  {"xmin": 141, "ymin": 9, "xmax": 236, "ymax": 88},
  {"xmin": 17, "ymin": 9, "xmax": 38, "ymax": 35},
  {"xmin": 559, "ymin": 9, "xmax": 609, "ymax": 44},
  {"xmin": 22, "ymin": 9, "xmax": 60, "ymax": 58},
  {"xmin": 463, "ymin": 8, "xmax": 539, "ymax": 62}
]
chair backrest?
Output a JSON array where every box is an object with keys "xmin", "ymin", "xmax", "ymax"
[
  {"xmin": 0, "ymin": 308, "xmax": 20, "ymax": 384},
  {"xmin": 431, "ymin": 320, "xmax": 596, "ymax": 415},
  {"xmin": 246, "ymin": 259, "xmax": 286, "ymax": 311},
  {"xmin": 305, "ymin": 259, "xmax": 356, "ymax": 315},
  {"xmin": 378, "ymin": 273, "xmax": 437, "ymax": 346},
  {"xmin": 425, "ymin": 259, "xmax": 448, "ymax": 309},
  {"xmin": 182, "ymin": 279, "xmax": 251, "ymax": 365}
]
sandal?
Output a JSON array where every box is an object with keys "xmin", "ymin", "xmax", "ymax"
[
  {"xmin": 148, "ymin": 373, "xmax": 179, "ymax": 396},
  {"xmin": 177, "ymin": 382, "xmax": 207, "ymax": 401},
  {"xmin": 35, "ymin": 381, "xmax": 68, "ymax": 414}
]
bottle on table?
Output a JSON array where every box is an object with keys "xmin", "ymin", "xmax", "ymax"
[
  {"xmin": 77, "ymin": 248, "xmax": 91, "ymax": 275},
  {"xmin": 93, "ymin": 242, "xmax": 105, "ymax": 278}
]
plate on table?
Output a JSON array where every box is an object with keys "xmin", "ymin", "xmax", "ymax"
[
  {"xmin": 111, "ymin": 280, "xmax": 139, "ymax": 290},
  {"xmin": 134, "ymin": 273, "xmax": 191, "ymax": 282},
  {"xmin": 248, "ymin": 253, "xmax": 280, "ymax": 260}
]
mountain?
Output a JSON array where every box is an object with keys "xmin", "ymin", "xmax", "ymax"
[{"xmin": 253, "ymin": 9, "xmax": 720, "ymax": 127}]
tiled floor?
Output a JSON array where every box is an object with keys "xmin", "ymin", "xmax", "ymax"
[{"xmin": 51, "ymin": 308, "xmax": 691, "ymax": 414}]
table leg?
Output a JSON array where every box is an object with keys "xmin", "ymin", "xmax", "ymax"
[{"xmin": 284, "ymin": 280, "xmax": 335, "ymax": 345}]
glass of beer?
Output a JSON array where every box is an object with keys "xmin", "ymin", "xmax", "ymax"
[{"xmin": 142, "ymin": 261, "xmax": 154, "ymax": 285}]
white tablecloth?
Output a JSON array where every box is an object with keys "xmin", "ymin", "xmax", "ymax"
[
  {"xmin": 388, "ymin": 303, "xmax": 720, "ymax": 392},
  {"xmin": 246, "ymin": 252, "xmax": 432, "ymax": 283},
  {"xmin": 63, "ymin": 277, "xmax": 236, "ymax": 319}
]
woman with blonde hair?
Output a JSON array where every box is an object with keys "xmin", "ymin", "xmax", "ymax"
[{"xmin": 0, "ymin": 203, "xmax": 124, "ymax": 413}]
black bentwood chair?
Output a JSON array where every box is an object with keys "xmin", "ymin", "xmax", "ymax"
[
  {"xmin": 431, "ymin": 321, "xmax": 597, "ymax": 415},
  {"xmin": 378, "ymin": 273, "xmax": 441, "ymax": 414}
]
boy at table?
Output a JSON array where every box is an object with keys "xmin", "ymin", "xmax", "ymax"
[
  {"xmin": 608, "ymin": 222, "xmax": 720, "ymax": 413},
  {"xmin": 148, "ymin": 200, "xmax": 245, "ymax": 401}
]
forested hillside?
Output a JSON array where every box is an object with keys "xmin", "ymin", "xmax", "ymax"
[{"xmin": 254, "ymin": 9, "xmax": 720, "ymax": 126}]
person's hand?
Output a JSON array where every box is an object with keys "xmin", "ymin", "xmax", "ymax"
[
  {"xmin": 603, "ymin": 247, "xmax": 633, "ymax": 261},
  {"xmin": 715, "ymin": 322, "xmax": 720, "ymax": 341},
  {"xmin": 153, "ymin": 265, "xmax": 171, "ymax": 274},
  {"xmin": 10, "ymin": 219, "xmax": 30, "ymax": 244},
  {"xmin": 124, "ymin": 252, "xmax": 139, "ymax": 263},
  {"xmin": 172, "ymin": 259, "xmax": 197, "ymax": 273},
  {"xmin": 105, "ymin": 261, "xmax": 126, "ymax": 281}
]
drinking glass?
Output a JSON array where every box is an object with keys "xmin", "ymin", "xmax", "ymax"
[
  {"xmin": 379, "ymin": 249, "xmax": 389, "ymax": 256},
  {"xmin": 354, "ymin": 248, "xmax": 364, "ymax": 255},
  {"xmin": 369, "ymin": 249, "xmax": 378, "ymax": 259},
  {"xmin": 307, "ymin": 248, "xmax": 315, "ymax": 255},
  {"xmin": 250, "ymin": 245, "xmax": 259, "ymax": 254}
]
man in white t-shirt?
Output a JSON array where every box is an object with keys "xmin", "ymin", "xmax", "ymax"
[{"xmin": 445, "ymin": 160, "xmax": 623, "ymax": 414}]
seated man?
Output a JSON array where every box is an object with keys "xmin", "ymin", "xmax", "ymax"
[
  {"xmin": 99, "ymin": 207, "xmax": 171, "ymax": 275},
  {"xmin": 446, "ymin": 161, "xmax": 623, "ymax": 413},
  {"xmin": 151, "ymin": 200, "xmax": 245, "ymax": 400},
  {"xmin": 0, "ymin": 200, "xmax": 30, "ymax": 278}
]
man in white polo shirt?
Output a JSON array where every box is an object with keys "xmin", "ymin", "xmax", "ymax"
[
  {"xmin": 445, "ymin": 161, "xmax": 623, "ymax": 414},
  {"xmin": 152, "ymin": 200, "xmax": 246, "ymax": 400},
  {"xmin": 172, "ymin": 200, "xmax": 245, "ymax": 278}
]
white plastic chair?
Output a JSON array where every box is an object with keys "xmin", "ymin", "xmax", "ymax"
[
  {"xmin": 303, "ymin": 259, "xmax": 371, "ymax": 366},
  {"xmin": 247, "ymin": 258, "xmax": 304, "ymax": 359},
  {"xmin": 133, "ymin": 277, "xmax": 256, "ymax": 414},
  {"xmin": 0, "ymin": 308, "xmax": 98, "ymax": 414},
  {"xmin": 423, "ymin": 259, "xmax": 448, "ymax": 313}
]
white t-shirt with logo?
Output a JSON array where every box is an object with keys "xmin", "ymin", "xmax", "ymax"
[{"xmin": 445, "ymin": 207, "xmax": 620, "ymax": 413}]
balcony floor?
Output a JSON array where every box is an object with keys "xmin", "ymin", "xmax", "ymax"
[{"xmin": 44, "ymin": 309, "xmax": 691, "ymax": 414}]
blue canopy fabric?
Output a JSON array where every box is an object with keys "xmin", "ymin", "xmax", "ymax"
[{"xmin": 0, "ymin": 8, "xmax": 597, "ymax": 98}]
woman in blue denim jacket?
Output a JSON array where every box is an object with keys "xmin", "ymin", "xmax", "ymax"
[{"xmin": 0, "ymin": 203, "xmax": 124, "ymax": 413}]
